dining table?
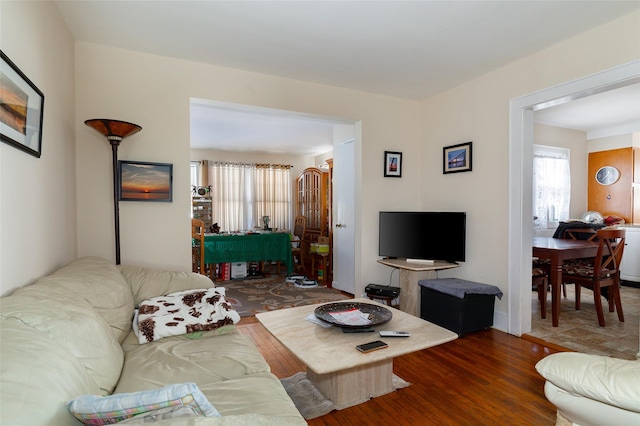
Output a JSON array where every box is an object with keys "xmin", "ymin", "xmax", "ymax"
[
  {"xmin": 204, "ymin": 232, "xmax": 293, "ymax": 275},
  {"xmin": 532, "ymin": 236, "xmax": 601, "ymax": 327}
]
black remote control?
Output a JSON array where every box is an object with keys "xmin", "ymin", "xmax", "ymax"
[{"xmin": 342, "ymin": 327, "xmax": 375, "ymax": 333}]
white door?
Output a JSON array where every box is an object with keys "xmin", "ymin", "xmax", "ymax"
[{"xmin": 332, "ymin": 129, "xmax": 355, "ymax": 294}]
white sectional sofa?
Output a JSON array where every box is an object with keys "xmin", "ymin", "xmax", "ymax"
[
  {"xmin": 535, "ymin": 352, "xmax": 640, "ymax": 426},
  {"xmin": 0, "ymin": 256, "xmax": 306, "ymax": 425}
]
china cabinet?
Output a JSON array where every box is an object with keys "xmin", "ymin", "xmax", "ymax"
[{"xmin": 296, "ymin": 163, "xmax": 333, "ymax": 279}]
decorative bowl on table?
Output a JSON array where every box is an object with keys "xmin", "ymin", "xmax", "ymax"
[{"xmin": 314, "ymin": 301, "xmax": 392, "ymax": 328}]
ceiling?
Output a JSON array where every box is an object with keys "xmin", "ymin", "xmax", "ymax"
[
  {"xmin": 55, "ymin": 1, "xmax": 640, "ymax": 155},
  {"xmin": 534, "ymin": 83, "xmax": 640, "ymax": 140}
]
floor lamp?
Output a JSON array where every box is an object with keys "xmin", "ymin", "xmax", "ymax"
[{"xmin": 85, "ymin": 119, "xmax": 142, "ymax": 265}]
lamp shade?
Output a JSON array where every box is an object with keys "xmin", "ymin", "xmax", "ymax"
[{"xmin": 85, "ymin": 119, "xmax": 141, "ymax": 140}]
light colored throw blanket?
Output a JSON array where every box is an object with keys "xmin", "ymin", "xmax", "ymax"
[{"xmin": 133, "ymin": 288, "xmax": 240, "ymax": 344}]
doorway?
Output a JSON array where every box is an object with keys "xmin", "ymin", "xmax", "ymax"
[
  {"xmin": 189, "ymin": 100, "xmax": 359, "ymax": 293},
  {"xmin": 508, "ymin": 60, "xmax": 640, "ymax": 336}
]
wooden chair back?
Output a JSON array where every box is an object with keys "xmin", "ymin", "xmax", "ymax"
[
  {"xmin": 293, "ymin": 215, "xmax": 306, "ymax": 240},
  {"xmin": 562, "ymin": 227, "xmax": 598, "ymax": 241},
  {"xmin": 594, "ymin": 228, "xmax": 626, "ymax": 278},
  {"xmin": 292, "ymin": 215, "xmax": 307, "ymax": 274},
  {"xmin": 191, "ymin": 218, "xmax": 205, "ymax": 275}
]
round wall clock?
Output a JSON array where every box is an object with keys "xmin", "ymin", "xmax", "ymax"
[{"xmin": 595, "ymin": 166, "xmax": 620, "ymax": 186}]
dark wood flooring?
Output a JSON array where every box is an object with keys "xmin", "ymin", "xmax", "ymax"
[{"xmin": 237, "ymin": 316, "xmax": 564, "ymax": 425}]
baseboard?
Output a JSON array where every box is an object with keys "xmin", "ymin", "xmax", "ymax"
[
  {"xmin": 521, "ymin": 334, "xmax": 574, "ymax": 353},
  {"xmin": 492, "ymin": 309, "xmax": 508, "ymax": 333}
]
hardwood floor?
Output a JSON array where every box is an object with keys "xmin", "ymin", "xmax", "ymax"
[{"xmin": 237, "ymin": 316, "xmax": 562, "ymax": 425}]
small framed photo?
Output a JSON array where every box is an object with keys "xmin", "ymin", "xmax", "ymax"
[
  {"xmin": 384, "ymin": 151, "xmax": 402, "ymax": 177},
  {"xmin": 119, "ymin": 160, "xmax": 173, "ymax": 202},
  {"xmin": 0, "ymin": 50, "xmax": 45, "ymax": 158},
  {"xmin": 443, "ymin": 142, "xmax": 472, "ymax": 174}
]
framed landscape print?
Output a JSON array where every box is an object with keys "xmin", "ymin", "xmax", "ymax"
[
  {"xmin": 384, "ymin": 151, "xmax": 402, "ymax": 177},
  {"xmin": 0, "ymin": 50, "xmax": 44, "ymax": 158},
  {"xmin": 119, "ymin": 160, "xmax": 173, "ymax": 202},
  {"xmin": 443, "ymin": 142, "xmax": 472, "ymax": 174}
]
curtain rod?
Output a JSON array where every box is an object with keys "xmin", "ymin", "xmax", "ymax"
[{"xmin": 207, "ymin": 161, "xmax": 293, "ymax": 169}]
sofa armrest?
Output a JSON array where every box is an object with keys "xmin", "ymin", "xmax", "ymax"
[
  {"xmin": 118, "ymin": 265, "xmax": 215, "ymax": 306},
  {"xmin": 535, "ymin": 352, "xmax": 640, "ymax": 413}
]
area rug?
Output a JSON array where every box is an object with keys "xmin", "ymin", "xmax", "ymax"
[
  {"xmin": 280, "ymin": 372, "xmax": 411, "ymax": 420},
  {"xmin": 219, "ymin": 274, "xmax": 350, "ymax": 317}
]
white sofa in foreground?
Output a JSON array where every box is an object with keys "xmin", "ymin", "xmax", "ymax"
[
  {"xmin": 535, "ymin": 352, "xmax": 640, "ymax": 426},
  {"xmin": 0, "ymin": 256, "xmax": 306, "ymax": 425}
]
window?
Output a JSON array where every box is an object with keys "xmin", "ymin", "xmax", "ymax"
[
  {"xmin": 190, "ymin": 161, "xmax": 200, "ymax": 189},
  {"xmin": 205, "ymin": 162, "xmax": 291, "ymax": 232},
  {"xmin": 533, "ymin": 145, "xmax": 570, "ymax": 231}
]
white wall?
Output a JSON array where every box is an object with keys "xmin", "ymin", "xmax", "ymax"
[
  {"xmin": 418, "ymin": 11, "xmax": 640, "ymax": 327},
  {"xmin": 589, "ymin": 133, "xmax": 635, "ymax": 153},
  {"xmin": 0, "ymin": 1, "xmax": 76, "ymax": 296},
  {"xmin": 75, "ymin": 42, "xmax": 421, "ymax": 295}
]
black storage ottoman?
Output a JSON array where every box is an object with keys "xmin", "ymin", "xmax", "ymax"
[{"xmin": 418, "ymin": 278, "xmax": 503, "ymax": 336}]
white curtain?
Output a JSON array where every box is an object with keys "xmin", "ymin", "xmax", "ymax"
[
  {"xmin": 207, "ymin": 162, "xmax": 291, "ymax": 233},
  {"xmin": 253, "ymin": 164, "xmax": 291, "ymax": 231},
  {"xmin": 533, "ymin": 146, "xmax": 571, "ymax": 231},
  {"xmin": 208, "ymin": 162, "xmax": 251, "ymax": 233}
]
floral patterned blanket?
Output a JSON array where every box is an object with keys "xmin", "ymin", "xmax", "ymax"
[{"xmin": 132, "ymin": 287, "xmax": 240, "ymax": 344}]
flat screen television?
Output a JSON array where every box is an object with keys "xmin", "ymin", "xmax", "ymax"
[{"xmin": 379, "ymin": 211, "xmax": 466, "ymax": 263}]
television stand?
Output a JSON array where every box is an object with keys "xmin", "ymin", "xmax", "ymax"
[
  {"xmin": 406, "ymin": 258, "xmax": 435, "ymax": 265},
  {"xmin": 377, "ymin": 258, "xmax": 459, "ymax": 316}
]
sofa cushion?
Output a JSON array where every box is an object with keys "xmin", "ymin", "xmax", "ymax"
[
  {"xmin": 133, "ymin": 288, "xmax": 240, "ymax": 344},
  {"xmin": 0, "ymin": 295, "xmax": 123, "ymax": 395},
  {"xmin": 115, "ymin": 331, "xmax": 272, "ymax": 393},
  {"xmin": 536, "ymin": 352, "xmax": 640, "ymax": 413},
  {"xmin": 197, "ymin": 373, "xmax": 305, "ymax": 420},
  {"xmin": 67, "ymin": 382, "xmax": 220, "ymax": 425},
  {"xmin": 14, "ymin": 256, "xmax": 135, "ymax": 343},
  {"xmin": 114, "ymin": 329, "xmax": 302, "ymax": 420},
  {"xmin": 118, "ymin": 264, "xmax": 214, "ymax": 306}
]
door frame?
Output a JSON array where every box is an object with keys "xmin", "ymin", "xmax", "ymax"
[{"xmin": 508, "ymin": 60, "xmax": 640, "ymax": 336}]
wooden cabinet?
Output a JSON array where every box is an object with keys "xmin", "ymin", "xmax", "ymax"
[
  {"xmin": 588, "ymin": 148, "xmax": 635, "ymax": 223},
  {"xmin": 296, "ymin": 165, "xmax": 332, "ymax": 278},
  {"xmin": 192, "ymin": 197, "xmax": 212, "ymax": 229},
  {"xmin": 296, "ymin": 167, "xmax": 329, "ymax": 240}
]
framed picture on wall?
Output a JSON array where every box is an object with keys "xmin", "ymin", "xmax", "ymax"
[
  {"xmin": 119, "ymin": 160, "xmax": 173, "ymax": 202},
  {"xmin": 443, "ymin": 141, "xmax": 472, "ymax": 174},
  {"xmin": 384, "ymin": 151, "xmax": 402, "ymax": 177},
  {"xmin": 0, "ymin": 50, "xmax": 45, "ymax": 158}
]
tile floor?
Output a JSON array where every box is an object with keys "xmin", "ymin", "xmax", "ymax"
[{"xmin": 527, "ymin": 284, "xmax": 639, "ymax": 360}]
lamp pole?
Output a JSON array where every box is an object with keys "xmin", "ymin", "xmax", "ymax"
[
  {"xmin": 109, "ymin": 136, "xmax": 123, "ymax": 264},
  {"xmin": 85, "ymin": 119, "xmax": 142, "ymax": 264}
]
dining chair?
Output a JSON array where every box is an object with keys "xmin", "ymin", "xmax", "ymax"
[
  {"xmin": 532, "ymin": 259, "xmax": 550, "ymax": 319},
  {"xmin": 191, "ymin": 218, "xmax": 206, "ymax": 276},
  {"xmin": 291, "ymin": 215, "xmax": 306, "ymax": 274},
  {"xmin": 561, "ymin": 228, "xmax": 626, "ymax": 327},
  {"xmin": 555, "ymin": 228, "xmax": 601, "ymax": 297}
]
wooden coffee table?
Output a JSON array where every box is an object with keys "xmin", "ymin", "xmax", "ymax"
[{"xmin": 256, "ymin": 298, "xmax": 457, "ymax": 409}]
